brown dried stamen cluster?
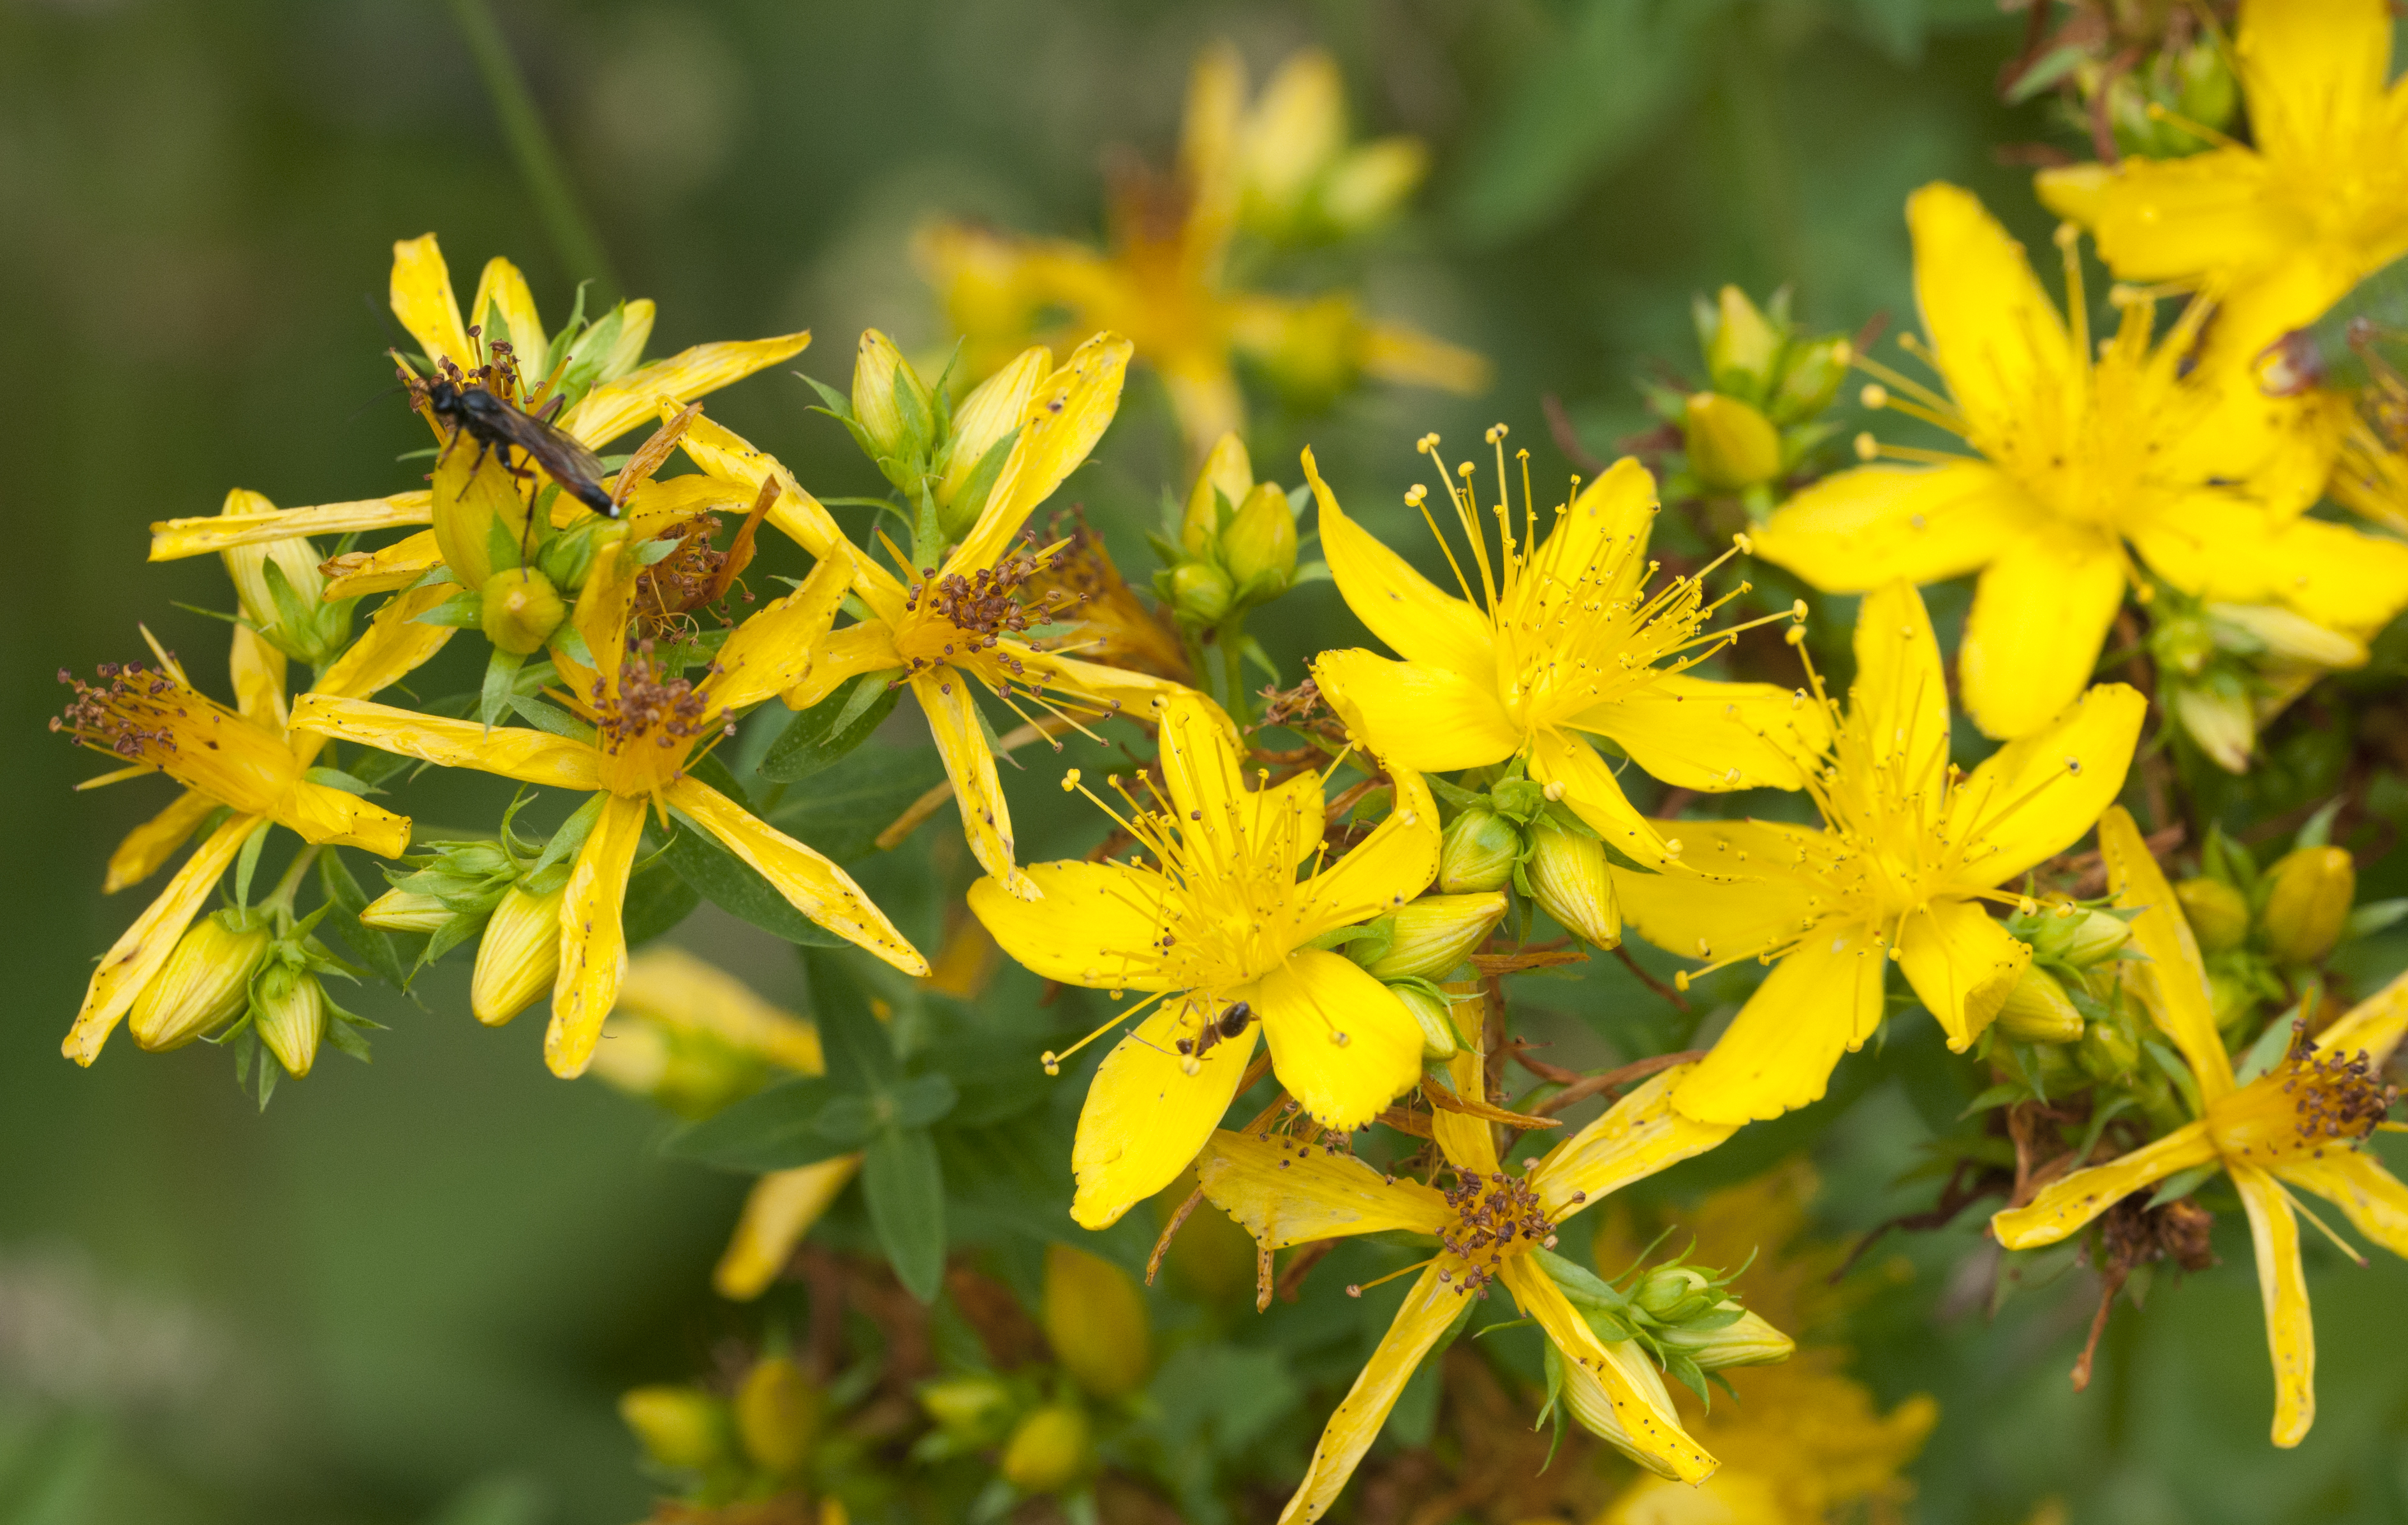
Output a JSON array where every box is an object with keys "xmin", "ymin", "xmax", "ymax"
[
  {"xmin": 1021, "ymin": 511, "xmax": 1186, "ymax": 680},
  {"xmin": 635, "ymin": 513, "xmax": 758, "ymax": 632},
  {"xmin": 2277, "ymin": 1029, "xmax": 2397, "ymax": 1153},
  {"xmin": 900, "ymin": 539, "xmax": 1076, "ymax": 680},
  {"xmin": 593, "ymin": 641, "xmax": 728, "ymax": 757},
  {"xmin": 1434, "ymin": 1169, "xmax": 1557, "ymax": 1297},
  {"xmin": 53, "ymin": 662, "xmax": 189, "ymax": 762},
  {"xmin": 413, "ymin": 340, "xmax": 528, "ymax": 410}
]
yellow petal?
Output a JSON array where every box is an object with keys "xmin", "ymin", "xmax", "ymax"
[
  {"xmin": 1013, "ymin": 646, "xmax": 1187, "ymax": 727},
  {"xmin": 713, "ymin": 1157, "xmax": 862, "ymax": 1301},
  {"xmin": 1136, "ymin": 698, "xmax": 1325, "ymax": 872},
  {"xmin": 277, "ymin": 777, "xmax": 412, "ymax": 857},
  {"xmin": 675, "ymin": 414, "xmax": 863, "ymax": 578},
  {"xmin": 1312, "ymin": 649, "xmax": 1520, "ymax": 771},
  {"xmin": 466, "ymin": 256, "xmax": 547, "ymax": 365},
  {"xmin": 1196, "ymin": 1128, "xmax": 1451, "ymax": 1249},
  {"xmin": 1360, "ymin": 319, "xmax": 1492, "ymax": 395},
  {"xmin": 1286, "ymin": 768, "xmax": 1441, "ymax": 944},
  {"xmin": 782, "ymin": 621, "xmax": 904, "ymax": 711},
  {"xmin": 705, "ymin": 555, "xmax": 851, "ymax": 714},
  {"xmin": 915, "ymin": 669, "xmax": 1029, "ymax": 898},
  {"xmin": 149, "ymin": 492, "xmax": 433, "ymax": 560},
  {"xmin": 946, "ymin": 332, "xmax": 1133, "ymax": 578},
  {"xmin": 66, "ymin": 812, "xmax": 260, "ymax": 1065},
  {"xmin": 667, "ymin": 777, "xmax": 927, "ymax": 977},
  {"xmin": 1543, "ymin": 457, "xmax": 1660, "ymax": 594},
  {"xmin": 1528, "ymin": 725, "xmax": 1666, "ymax": 868},
  {"xmin": 1990, "ymin": 1120, "xmax": 2220, "ymax": 1248},
  {"xmin": 1575, "ymin": 674, "xmax": 1829, "ymax": 793},
  {"xmin": 1072, "ymin": 994, "xmax": 1260, "ymax": 1230},
  {"xmin": 1531, "ymin": 1065, "xmax": 1737, "ymax": 1218},
  {"xmin": 288, "ymin": 694, "xmax": 604, "ymax": 791},
  {"xmin": 1898, "ymin": 897, "xmax": 2029, "ymax": 1049},
  {"xmin": 1611, "ymin": 842, "xmax": 1823, "ymax": 965},
  {"xmin": 321, "ymin": 529, "xmax": 443, "ymax": 601},
  {"xmin": 970, "ymin": 860, "xmax": 1177, "ymax": 991},
  {"xmin": 2279, "ymin": 1149, "xmax": 2408, "ymax": 1260},
  {"xmin": 559, "ymin": 332, "xmax": 814, "ymax": 448},
  {"xmin": 2099, "ymin": 806, "xmax": 2236, "ymax": 1098},
  {"xmin": 1430, "ymin": 1044, "xmax": 1499, "ymax": 1175},
  {"xmin": 227, "ymin": 622, "xmax": 286, "ymax": 731},
  {"xmin": 103, "ymin": 789, "xmax": 216, "ymax": 894},
  {"xmin": 1252, "ymin": 950, "xmax": 1423, "ymax": 1132},
  {"xmin": 2238, "ymin": 0, "xmax": 2393, "ymax": 164},
  {"xmin": 1851, "ymin": 580, "xmax": 1952, "ymax": 782},
  {"xmin": 1947, "ymin": 682, "xmax": 2145, "ymax": 887},
  {"xmin": 2249, "ymin": 514, "xmax": 2408, "ymax": 633},
  {"xmin": 1275, "ymin": 1263, "xmax": 1464, "ymax": 1524},
  {"xmin": 1303, "ymin": 446, "xmax": 1497, "ymax": 685},
  {"xmin": 1501, "ymin": 1256, "xmax": 1717, "ymax": 1484},
  {"xmin": 1909, "ymin": 183, "xmax": 2073, "ymax": 438},
  {"xmin": 1672, "ymin": 922, "xmax": 1886, "ymax": 1125},
  {"xmin": 1957, "ymin": 525, "xmax": 2127, "ymax": 740},
  {"xmin": 2314, "ymin": 967, "xmax": 2408, "ymax": 1069},
  {"xmin": 294, "ymin": 585, "xmax": 462, "ymax": 771},
  {"xmin": 545, "ymin": 793, "xmax": 648, "ymax": 1078},
  {"xmin": 2233, "ymin": 1163, "xmax": 2317, "ymax": 1447},
  {"xmin": 390, "ymin": 233, "xmax": 471, "ymax": 369},
  {"xmin": 2039, "ymin": 151, "xmax": 2292, "ymax": 286},
  {"xmin": 1752, "ymin": 461, "xmax": 2029, "ymax": 591}
]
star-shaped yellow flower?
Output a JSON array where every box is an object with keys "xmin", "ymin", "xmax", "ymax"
[
  {"xmin": 1615, "ymin": 581, "xmax": 2145, "ymax": 1125},
  {"xmin": 969, "ymin": 690, "xmax": 1440, "ymax": 1229},
  {"xmin": 1196, "ymin": 1047, "xmax": 1740, "ymax": 1520},
  {"xmin": 1752, "ymin": 183, "xmax": 2408, "ymax": 739}
]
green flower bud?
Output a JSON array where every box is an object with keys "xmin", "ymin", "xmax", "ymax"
[
  {"xmin": 1000, "ymin": 1404, "xmax": 1091, "ymax": 1494},
  {"xmin": 1437, "ymin": 807, "xmax": 1519, "ymax": 894},
  {"xmin": 1043, "ymin": 1243, "xmax": 1152, "ymax": 1399},
  {"xmin": 850, "ymin": 328, "xmax": 934, "ymax": 470},
  {"xmin": 1363, "ymin": 893, "xmax": 1506, "ymax": 981},
  {"xmin": 359, "ymin": 888, "xmax": 453, "ymax": 935},
  {"xmin": 253, "ymin": 963, "xmax": 327, "ymax": 1079},
  {"xmin": 471, "ymin": 881, "xmax": 564, "ymax": 1026},
  {"xmin": 619, "ymin": 1384, "xmax": 733, "ymax": 1473},
  {"xmin": 2173, "ymin": 38, "xmax": 2239, "ymax": 143},
  {"xmin": 129, "ymin": 907, "xmax": 272, "ymax": 1052},
  {"xmin": 1184, "ymin": 433, "xmax": 1254, "ymax": 555},
  {"xmin": 1523, "ymin": 822, "xmax": 1619, "ymax": 949},
  {"xmin": 1994, "ymin": 963, "xmax": 2084, "ymax": 1044},
  {"xmin": 918, "ymin": 1375, "xmax": 1015, "ymax": 1446},
  {"xmin": 479, "ymin": 566, "xmax": 566, "ymax": 656},
  {"xmin": 1319, "ymin": 137, "xmax": 1427, "ymax": 233},
  {"xmin": 2150, "ymin": 611, "xmax": 2217, "ymax": 678},
  {"xmin": 734, "ymin": 1355, "xmax": 821, "ymax": 1477},
  {"xmin": 2030, "ymin": 906, "xmax": 2131, "ymax": 968},
  {"xmin": 1683, "ymin": 392, "xmax": 1783, "ymax": 491},
  {"xmin": 2169, "ymin": 678, "xmax": 2257, "ymax": 773},
  {"xmin": 2206, "ymin": 603, "xmax": 2367, "ymax": 669},
  {"xmin": 534, "ymin": 515, "xmax": 613, "ymax": 594},
  {"xmin": 1221, "ymin": 481, "xmax": 1298, "ymax": 595},
  {"xmin": 2261, "ymin": 846, "xmax": 2355, "ymax": 967},
  {"xmin": 2076, "ymin": 1018, "xmax": 2141, "ymax": 1085},
  {"xmin": 1633, "ymin": 1266, "xmax": 1719, "ymax": 1324},
  {"xmin": 1700, "ymin": 286, "xmax": 1781, "ymax": 397},
  {"xmin": 2175, "ymin": 877, "xmax": 2252, "ymax": 956},
  {"xmin": 1659, "ymin": 1306, "xmax": 1795, "ymax": 1370},
  {"xmin": 1390, "ymin": 982, "xmax": 1462, "ymax": 1062},
  {"xmin": 1768, "ymin": 335, "xmax": 1849, "ymax": 423},
  {"xmin": 936, "ymin": 348, "xmax": 1044, "ymax": 534},
  {"xmin": 1169, "ymin": 560, "xmax": 1234, "ymax": 627}
]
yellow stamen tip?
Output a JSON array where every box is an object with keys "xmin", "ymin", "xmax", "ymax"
[
  {"xmin": 1860, "ymin": 383, "xmax": 1888, "ymax": 409},
  {"xmin": 1853, "ymin": 431, "xmax": 1879, "ymax": 462}
]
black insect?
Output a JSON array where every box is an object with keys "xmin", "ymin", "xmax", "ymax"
[
  {"xmin": 1177, "ymin": 1001, "xmax": 1256, "ymax": 1060},
  {"xmin": 413, "ymin": 358, "xmax": 615, "ymax": 518}
]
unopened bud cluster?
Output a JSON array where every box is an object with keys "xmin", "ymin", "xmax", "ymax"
[
  {"xmin": 1154, "ymin": 432, "xmax": 1303, "ymax": 632},
  {"xmin": 1648, "ymin": 286, "xmax": 1850, "ymax": 515},
  {"xmin": 1432, "ymin": 771, "xmax": 1618, "ymax": 952}
]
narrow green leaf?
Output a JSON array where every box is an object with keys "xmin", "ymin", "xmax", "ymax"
[
  {"xmin": 863, "ymin": 1124, "xmax": 946, "ymax": 1302},
  {"xmin": 802, "ymin": 947, "xmax": 900, "ymax": 1090},
  {"xmin": 664, "ymin": 1076, "xmax": 852, "ymax": 1172},
  {"xmin": 760, "ymin": 671, "xmax": 906, "ymax": 782},
  {"xmin": 661, "ymin": 808, "xmax": 848, "ymax": 947}
]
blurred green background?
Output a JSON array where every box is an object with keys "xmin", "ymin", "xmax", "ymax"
[{"xmin": 6, "ymin": 1, "xmax": 2408, "ymax": 1522}]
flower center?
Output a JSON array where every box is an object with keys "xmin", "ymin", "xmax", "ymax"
[
  {"xmin": 591, "ymin": 641, "xmax": 731, "ymax": 797},
  {"xmin": 1433, "ymin": 1169, "xmax": 1557, "ymax": 1297},
  {"xmin": 2206, "ymin": 1030, "xmax": 2399, "ymax": 1166},
  {"xmin": 892, "ymin": 544, "xmax": 1078, "ymax": 676},
  {"xmin": 54, "ymin": 660, "xmax": 293, "ymax": 810}
]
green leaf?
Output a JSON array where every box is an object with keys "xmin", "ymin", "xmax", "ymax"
[
  {"xmin": 769, "ymin": 743, "xmax": 950, "ymax": 863},
  {"xmin": 480, "ymin": 648, "xmax": 525, "ymax": 729},
  {"xmin": 891, "ymin": 1069, "xmax": 960, "ymax": 1130},
  {"xmin": 620, "ymin": 847, "xmax": 701, "ymax": 948},
  {"xmin": 2235, "ymin": 1014, "xmax": 2300, "ymax": 1086},
  {"xmin": 760, "ymin": 671, "xmax": 906, "ymax": 783},
  {"xmin": 412, "ymin": 590, "xmax": 488, "ymax": 629},
  {"xmin": 316, "ymin": 849, "xmax": 424, "ymax": 990},
  {"xmin": 944, "ymin": 427, "xmax": 1018, "ymax": 531},
  {"xmin": 863, "ymin": 1124, "xmax": 947, "ymax": 1302},
  {"xmin": 662, "ymin": 808, "xmax": 849, "ymax": 947},
  {"xmin": 233, "ymin": 821, "xmax": 271, "ymax": 907},
  {"xmin": 803, "ymin": 947, "xmax": 900, "ymax": 1091},
  {"xmin": 666, "ymin": 1076, "xmax": 851, "ymax": 1171}
]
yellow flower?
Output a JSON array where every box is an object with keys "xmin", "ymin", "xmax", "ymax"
[
  {"xmin": 678, "ymin": 332, "xmax": 1192, "ymax": 898},
  {"xmin": 57, "ymin": 585, "xmax": 455, "ymax": 1065},
  {"xmin": 1196, "ymin": 1048, "xmax": 1740, "ymax": 1520},
  {"xmin": 1992, "ymin": 806, "xmax": 2408, "ymax": 1447},
  {"xmin": 1751, "ymin": 183, "xmax": 2408, "ymax": 739},
  {"xmin": 914, "ymin": 43, "xmax": 1485, "ymax": 460},
  {"xmin": 1308, "ymin": 430, "xmax": 1829, "ymax": 877},
  {"xmin": 2037, "ymin": 0, "xmax": 2408, "ymax": 365},
  {"xmin": 968, "ymin": 690, "xmax": 1441, "ymax": 1229},
  {"xmin": 290, "ymin": 552, "xmax": 927, "ymax": 1078},
  {"xmin": 145, "ymin": 233, "xmax": 810, "ymax": 588},
  {"xmin": 1615, "ymin": 581, "xmax": 2145, "ymax": 1125}
]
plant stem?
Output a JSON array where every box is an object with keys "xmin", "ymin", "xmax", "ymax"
[
  {"xmin": 263, "ymin": 845, "xmax": 323, "ymax": 933},
  {"xmin": 1220, "ymin": 614, "xmax": 1249, "ymax": 725},
  {"xmin": 445, "ymin": 0, "xmax": 620, "ymax": 296}
]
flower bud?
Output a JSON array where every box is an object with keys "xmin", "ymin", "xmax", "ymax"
[
  {"xmin": 1169, "ymin": 560, "xmax": 1234, "ymax": 627},
  {"xmin": 1364, "ymin": 893, "xmax": 1506, "ymax": 981},
  {"xmin": 1183, "ymin": 434, "xmax": 1253, "ymax": 555},
  {"xmin": 2169, "ymin": 680, "xmax": 2257, "ymax": 773},
  {"xmin": 2261, "ymin": 846, "xmax": 2354, "ymax": 967},
  {"xmin": 1390, "ymin": 982, "xmax": 1462, "ymax": 1062},
  {"xmin": 1994, "ymin": 963, "xmax": 2084, "ymax": 1044},
  {"xmin": 1701, "ymin": 286, "xmax": 1781, "ymax": 395},
  {"xmin": 1659, "ymin": 1306, "xmax": 1795, "ymax": 1370},
  {"xmin": 619, "ymin": 1384, "xmax": 733, "ymax": 1472},
  {"xmin": 1042, "ymin": 1243, "xmax": 1152, "ymax": 1398},
  {"xmin": 2206, "ymin": 603, "xmax": 2367, "ymax": 669},
  {"xmin": 2175, "ymin": 877, "xmax": 2251, "ymax": 956},
  {"xmin": 1683, "ymin": 392, "xmax": 1783, "ymax": 491},
  {"xmin": 2030, "ymin": 906, "xmax": 2131, "ymax": 968},
  {"xmin": 129, "ymin": 908, "xmax": 272, "ymax": 1052},
  {"xmin": 253, "ymin": 963, "xmax": 327, "ymax": 1079},
  {"xmin": 734, "ymin": 1355, "xmax": 821, "ymax": 1477},
  {"xmin": 1222, "ymin": 481, "xmax": 1298, "ymax": 595},
  {"xmin": 1769, "ymin": 335, "xmax": 1849, "ymax": 423},
  {"xmin": 918, "ymin": 1375, "xmax": 1015, "ymax": 1445},
  {"xmin": 1322, "ymin": 136, "xmax": 1426, "ymax": 231},
  {"xmin": 1437, "ymin": 807, "xmax": 1520, "ymax": 894},
  {"xmin": 936, "ymin": 346, "xmax": 1046, "ymax": 530},
  {"xmin": 1524, "ymin": 823, "xmax": 1619, "ymax": 949},
  {"xmin": 2173, "ymin": 37, "xmax": 2238, "ymax": 140},
  {"xmin": 2076, "ymin": 1018, "xmax": 2141, "ymax": 1085},
  {"xmin": 1238, "ymin": 49, "xmax": 1344, "ymax": 228},
  {"xmin": 471, "ymin": 881, "xmax": 565, "ymax": 1026},
  {"xmin": 850, "ymin": 329, "xmax": 933, "ymax": 468},
  {"xmin": 999, "ymin": 1404, "xmax": 1091, "ymax": 1494},
  {"xmin": 360, "ymin": 888, "xmax": 455, "ymax": 935},
  {"xmin": 534, "ymin": 514, "xmax": 612, "ymax": 595},
  {"xmin": 479, "ymin": 566, "xmax": 566, "ymax": 655},
  {"xmin": 1633, "ymin": 1266, "xmax": 1719, "ymax": 1324}
]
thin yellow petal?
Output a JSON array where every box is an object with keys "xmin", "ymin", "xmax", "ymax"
[
  {"xmin": 1611, "ymin": 847, "xmax": 1823, "ymax": 965},
  {"xmin": 66, "ymin": 812, "xmax": 260, "ymax": 1065},
  {"xmin": 466, "ymin": 255, "xmax": 546, "ymax": 365},
  {"xmin": 228, "ymin": 624, "xmax": 286, "ymax": 732},
  {"xmin": 1898, "ymin": 897, "xmax": 2030, "ymax": 1049},
  {"xmin": 1252, "ymin": 950, "xmax": 1423, "ymax": 1132},
  {"xmin": 2039, "ymin": 150, "xmax": 2291, "ymax": 287},
  {"xmin": 1312, "ymin": 649, "xmax": 1520, "ymax": 772},
  {"xmin": 2279, "ymin": 1149, "xmax": 2408, "ymax": 1260},
  {"xmin": 1501, "ymin": 1256, "xmax": 1717, "ymax": 1484},
  {"xmin": 1073, "ymin": 994, "xmax": 1260, "ymax": 1230},
  {"xmin": 1948, "ymin": 682, "xmax": 2145, "ymax": 888},
  {"xmin": 1851, "ymin": 580, "xmax": 1952, "ymax": 784},
  {"xmin": 1531, "ymin": 1065, "xmax": 1737, "ymax": 1218},
  {"xmin": 1009, "ymin": 646, "xmax": 1187, "ymax": 727},
  {"xmin": 971, "ymin": 859, "xmax": 1177, "ymax": 992},
  {"xmin": 705, "ymin": 555, "xmax": 850, "ymax": 715},
  {"xmin": 103, "ymin": 789, "xmax": 216, "ymax": 894},
  {"xmin": 782, "ymin": 621, "xmax": 904, "ymax": 711},
  {"xmin": 713, "ymin": 1157, "xmax": 862, "ymax": 1301},
  {"xmin": 915, "ymin": 670, "xmax": 1029, "ymax": 898},
  {"xmin": 321, "ymin": 529, "xmax": 442, "ymax": 601},
  {"xmin": 1286, "ymin": 766, "xmax": 1440, "ymax": 944},
  {"xmin": 1304, "ymin": 446, "xmax": 1498, "ymax": 684},
  {"xmin": 149, "ymin": 492, "xmax": 433, "ymax": 560},
  {"xmin": 1529, "ymin": 725, "xmax": 1667, "ymax": 868},
  {"xmin": 1274, "ymin": 1263, "xmax": 1462, "ymax": 1525},
  {"xmin": 2233, "ymin": 1163, "xmax": 2317, "ymax": 1447},
  {"xmin": 1430, "ymin": 1044, "xmax": 1499, "ymax": 1176},
  {"xmin": 559, "ymin": 332, "xmax": 814, "ymax": 448},
  {"xmin": 946, "ymin": 332, "xmax": 1133, "ymax": 577},
  {"xmin": 2314, "ymin": 967, "xmax": 2408, "ymax": 1069},
  {"xmin": 545, "ymin": 794, "xmax": 648, "ymax": 1078},
  {"xmin": 2238, "ymin": 0, "xmax": 2392, "ymax": 164},
  {"xmin": 277, "ymin": 777, "xmax": 412, "ymax": 857},
  {"xmin": 1195, "ymin": 1128, "xmax": 1451, "ymax": 1249},
  {"xmin": 311, "ymin": 581, "xmax": 464, "ymax": 703},
  {"xmin": 390, "ymin": 233, "xmax": 471, "ymax": 369},
  {"xmin": 2099, "ymin": 806, "xmax": 2235, "ymax": 1098},
  {"xmin": 1576, "ymin": 674, "xmax": 1830, "ymax": 793},
  {"xmin": 1990, "ymin": 1120, "xmax": 2220, "ymax": 1248},
  {"xmin": 675, "ymin": 414, "xmax": 900, "ymax": 602},
  {"xmin": 1673, "ymin": 922, "xmax": 1886, "ymax": 1125},
  {"xmin": 1752, "ymin": 460, "xmax": 2029, "ymax": 592},
  {"xmin": 1907, "ymin": 183, "xmax": 2072, "ymax": 440},
  {"xmin": 1958, "ymin": 525, "xmax": 2127, "ymax": 740},
  {"xmin": 1360, "ymin": 319, "xmax": 1491, "ymax": 395},
  {"xmin": 668, "ymin": 778, "xmax": 927, "ymax": 977},
  {"xmin": 288, "ymin": 694, "xmax": 603, "ymax": 791}
]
